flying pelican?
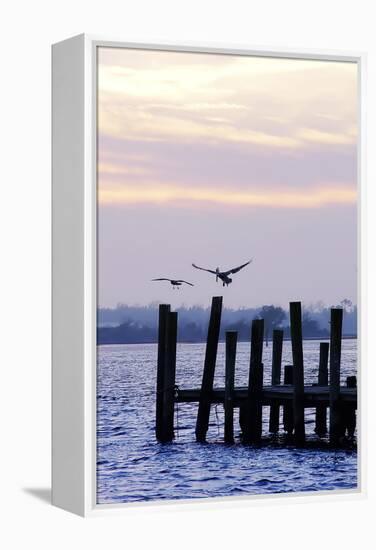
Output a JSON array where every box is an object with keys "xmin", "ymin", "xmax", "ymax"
[
  {"xmin": 192, "ymin": 260, "xmax": 252, "ymax": 287},
  {"xmin": 152, "ymin": 278, "xmax": 194, "ymax": 290}
]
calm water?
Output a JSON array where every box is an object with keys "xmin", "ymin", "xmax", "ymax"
[{"xmin": 97, "ymin": 340, "xmax": 358, "ymax": 503}]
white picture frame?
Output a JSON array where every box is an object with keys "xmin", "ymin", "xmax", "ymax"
[{"xmin": 52, "ymin": 34, "xmax": 366, "ymax": 517}]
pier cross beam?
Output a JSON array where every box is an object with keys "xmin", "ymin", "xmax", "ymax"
[{"xmin": 195, "ymin": 296, "xmax": 223, "ymax": 442}]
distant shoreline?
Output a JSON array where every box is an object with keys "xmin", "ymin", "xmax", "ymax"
[{"xmin": 97, "ymin": 335, "xmax": 357, "ymax": 347}]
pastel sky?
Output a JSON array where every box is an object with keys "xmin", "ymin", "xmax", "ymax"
[{"xmin": 97, "ymin": 47, "xmax": 358, "ymax": 309}]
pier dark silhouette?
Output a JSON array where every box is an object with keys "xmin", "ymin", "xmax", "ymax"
[{"xmin": 155, "ymin": 297, "xmax": 357, "ymax": 447}]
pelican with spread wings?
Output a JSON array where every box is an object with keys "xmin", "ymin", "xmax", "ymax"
[
  {"xmin": 192, "ymin": 260, "xmax": 252, "ymax": 287},
  {"xmin": 152, "ymin": 278, "xmax": 194, "ymax": 290}
]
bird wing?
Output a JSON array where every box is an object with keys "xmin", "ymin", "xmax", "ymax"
[
  {"xmin": 176, "ymin": 280, "xmax": 194, "ymax": 286},
  {"xmin": 152, "ymin": 278, "xmax": 172, "ymax": 282},
  {"xmin": 192, "ymin": 263, "xmax": 217, "ymax": 275},
  {"xmin": 223, "ymin": 259, "xmax": 252, "ymax": 276}
]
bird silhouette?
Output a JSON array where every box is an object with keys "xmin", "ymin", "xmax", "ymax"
[
  {"xmin": 192, "ymin": 260, "xmax": 252, "ymax": 287},
  {"xmin": 152, "ymin": 278, "xmax": 194, "ymax": 290}
]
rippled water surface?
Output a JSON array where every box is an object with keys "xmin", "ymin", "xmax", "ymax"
[{"xmin": 97, "ymin": 340, "xmax": 358, "ymax": 503}]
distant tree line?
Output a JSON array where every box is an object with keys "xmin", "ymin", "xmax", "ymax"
[{"xmin": 97, "ymin": 300, "xmax": 357, "ymax": 345}]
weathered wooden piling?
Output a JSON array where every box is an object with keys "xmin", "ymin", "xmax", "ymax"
[
  {"xmin": 283, "ymin": 365, "xmax": 294, "ymax": 434},
  {"xmin": 347, "ymin": 375, "xmax": 357, "ymax": 388},
  {"xmin": 195, "ymin": 296, "xmax": 223, "ymax": 442},
  {"xmin": 290, "ymin": 302, "xmax": 305, "ymax": 445},
  {"xmin": 345, "ymin": 376, "xmax": 357, "ymax": 437},
  {"xmin": 269, "ymin": 329, "xmax": 283, "ymax": 433},
  {"xmin": 315, "ymin": 342, "xmax": 329, "ymax": 436},
  {"xmin": 224, "ymin": 331, "xmax": 237, "ymax": 443},
  {"xmin": 329, "ymin": 308, "xmax": 343, "ymax": 445},
  {"xmin": 156, "ymin": 304, "xmax": 170, "ymax": 441},
  {"xmin": 243, "ymin": 319, "xmax": 264, "ymax": 444},
  {"xmin": 160, "ymin": 311, "xmax": 178, "ymax": 443},
  {"xmin": 239, "ymin": 405, "xmax": 246, "ymax": 435}
]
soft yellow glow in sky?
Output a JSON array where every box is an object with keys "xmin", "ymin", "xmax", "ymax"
[{"xmin": 98, "ymin": 183, "xmax": 356, "ymax": 208}]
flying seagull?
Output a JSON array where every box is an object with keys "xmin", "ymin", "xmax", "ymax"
[
  {"xmin": 192, "ymin": 260, "xmax": 252, "ymax": 287},
  {"xmin": 152, "ymin": 278, "xmax": 194, "ymax": 289}
]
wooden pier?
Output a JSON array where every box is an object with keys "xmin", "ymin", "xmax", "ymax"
[{"xmin": 155, "ymin": 297, "xmax": 357, "ymax": 447}]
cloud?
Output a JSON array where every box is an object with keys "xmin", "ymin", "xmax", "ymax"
[
  {"xmin": 97, "ymin": 47, "xmax": 358, "ymax": 209},
  {"xmin": 98, "ymin": 182, "xmax": 356, "ymax": 209},
  {"xmin": 99, "ymin": 108, "xmax": 302, "ymax": 148},
  {"xmin": 98, "ymin": 49, "xmax": 358, "ymax": 152},
  {"xmin": 97, "ymin": 134, "xmax": 357, "ymax": 193},
  {"xmin": 297, "ymin": 127, "xmax": 357, "ymax": 145},
  {"xmin": 98, "ymin": 162, "xmax": 150, "ymax": 177}
]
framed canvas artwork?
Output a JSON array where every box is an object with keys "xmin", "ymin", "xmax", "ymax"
[{"xmin": 52, "ymin": 35, "xmax": 364, "ymax": 516}]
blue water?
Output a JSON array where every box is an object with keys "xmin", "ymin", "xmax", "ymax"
[{"xmin": 97, "ymin": 340, "xmax": 358, "ymax": 503}]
